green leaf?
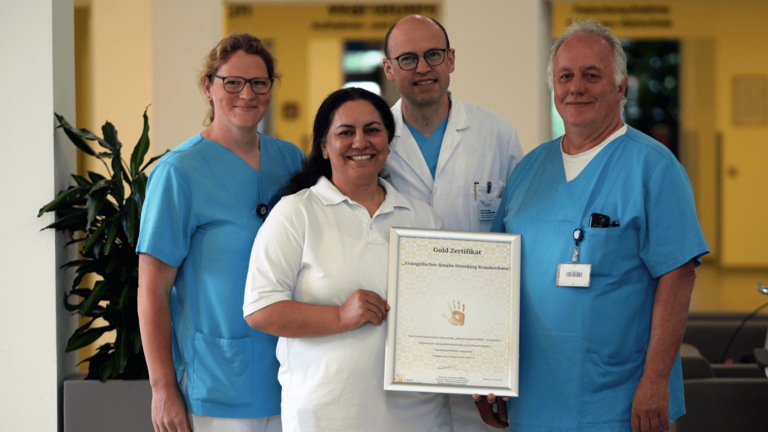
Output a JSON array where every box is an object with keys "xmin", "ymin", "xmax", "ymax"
[
  {"xmin": 71, "ymin": 272, "xmax": 86, "ymax": 291},
  {"xmin": 76, "ymin": 352, "xmax": 97, "ymax": 367},
  {"xmin": 55, "ymin": 113, "xmax": 97, "ymax": 156},
  {"xmin": 75, "ymin": 263, "xmax": 97, "ymax": 274},
  {"xmin": 57, "ymin": 206, "xmax": 88, "ymax": 217},
  {"xmin": 71, "ymin": 174, "xmax": 91, "ymax": 187},
  {"xmin": 117, "ymin": 327, "xmax": 131, "ymax": 372},
  {"xmin": 55, "ymin": 113, "xmax": 113, "ymax": 151},
  {"xmin": 80, "ymin": 279, "xmax": 110, "ymax": 315},
  {"xmin": 89, "ymin": 179, "xmax": 111, "ymax": 194},
  {"xmin": 100, "ymin": 357, "xmax": 114, "ymax": 382},
  {"xmin": 130, "ymin": 107, "xmax": 151, "ymax": 177},
  {"xmin": 118, "ymin": 284, "xmax": 131, "ymax": 309},
  {"xmin": 82, "ymin": 222, "xmax": 107, "ymax": 254},
  {"xmin": 60, "ymin": 259, "xmax": 92, "ymax": 270},
  {"xmin": 69, "ymin": 288, "xmax": 93, "ymax": 298},
  {"xmin": 64, "ymin": 296, "xmax": 82, "ymax": 312},
  {"xmin": 66, "ymin": 325, "xmax": 114, "ymax": 352},
  {"xmin": 76, "ymin": 127, "xmax": 112, "ymax": 150},
  {"xmin": 133, "ymin": 328, "xmax": 142, "ymax": 353},
  {"xmin": 37, "ymin": 186, "xmax": 83, "ymax": 217},
  {"xmin": 140, "ymin": 150, "xmax": 168, "ymax": 172},
  {"xmin": 121, "ymin": 199, "xmax": 138, "ymax": 246},
  {"xmin": 87, "ymin": 171, "xmax": 107, "ymax": 183},
  {"xmin": 72, "ymin": 318, "xmax": 95, "ymax": 336},
  {"xmin": 83, "ymin": 305, "xmax": 108, "ymax": 318},
  {"xmin": 86, "ymin": 180, "xmax": 110, "ymax": 230},
  {"xmin": 131, "ymin": 175, "xmax": 147, "ymax": 214},
  {"xmin": 104, "ymin": 219, "xmax": 119, "ymax": 255},
  {"xmin": 105, "ymin": 252, "xmax": 119, "ymax": 274},
  {"xmin": 92, "ymin": 241, "xmax": 104, "ymax": 260},
  {"xmin": 40, "ymin": 210, "xmax": 83, "ymax": 232},
  {"xmin": 121, "ymin": 165, "xmax": 132, "ymax": 185},
  {"xmin": 111, "ymin": 149, "xmax": 125, "ymax": 206},
  {"xmin": 45, "ymin": 209, "xmax": 87, "ymax": 233},
  {"xmin": 64, "ymin": 237, "xmax": 87, "ymax": 247},
  {"xmin": 85, "ymin": 193, "xmax": 105, "ymax": 231},
  {"xmin": 101, "ymin": 121, "xmax": 122, "ymax": 150}
]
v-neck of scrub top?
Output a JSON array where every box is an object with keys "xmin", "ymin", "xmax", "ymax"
[
  {"xmin": 561, "ymin": 125, "xmax": 627, "ymax": 182},
  {"xmin": 199, "ymin": 133, "xmax": 285, "ymax": 216},
  {"xmin": 405, "ymin": 116, "xmax": 449, "ymax": 179},
  {"xmin": 513, "ymin": 139, "xmax": 623, "ymax": 227}
]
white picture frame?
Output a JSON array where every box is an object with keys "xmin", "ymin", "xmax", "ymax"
[{"xmin": 384, "ymin": 227, "xmax": 521, "ymax": 397}]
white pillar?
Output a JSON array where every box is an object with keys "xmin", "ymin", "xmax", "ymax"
[
  {"xmin": 444, "ymin": 0, "xmax": 551, "ymax": 153},
  {"xmin": 0, "ymin": 0, "xmax": 77, "ymax": 430},
  {"xmin": 152, "ymin": 0, "xmax": 224, "ymax": 155}
]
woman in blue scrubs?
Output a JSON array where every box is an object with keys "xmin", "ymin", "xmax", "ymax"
[{"xmin": 137, "ymin": 33, "xmax": 304, "ymax": 432}]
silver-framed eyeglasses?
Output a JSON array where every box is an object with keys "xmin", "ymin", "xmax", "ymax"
[
  {"xmin": 209, "ymin": 74, "xmax": 274, "ymax": 94},
  {"xmin": 389, "ymin": 49, "xmax": 449, "ymax": 71}
]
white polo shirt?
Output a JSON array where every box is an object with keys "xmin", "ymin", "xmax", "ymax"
[{"xmin": 244, "ymin": 176, "xmax": 450, "ymax": 432}]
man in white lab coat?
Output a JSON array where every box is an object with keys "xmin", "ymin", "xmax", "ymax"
[
  {"xmin": 383, "ymin": 15, "xmax": 523, "ymax": 234},
  {"xmin": 382, "ymin": 14, "xmax": 524, "ymax": 431}
]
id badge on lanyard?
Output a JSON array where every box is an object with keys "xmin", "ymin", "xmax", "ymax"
[
  {"xmin": 556, "ymin": 228, "xmax": 591, "ymax": 287},
  {"xmin": 476, "ymin": 181, "xmax": 500, "ymax": 221}
]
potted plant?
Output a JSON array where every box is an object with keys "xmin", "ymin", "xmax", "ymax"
[{"xmin": 40, "ymin": 109, "xmax": 166, "ymax": 431}]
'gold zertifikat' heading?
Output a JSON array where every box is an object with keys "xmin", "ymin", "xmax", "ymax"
[{"xmin": 432, "ymin": 247, "xmax": 482, "ymax": 255}]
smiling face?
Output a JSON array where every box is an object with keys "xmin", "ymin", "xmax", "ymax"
[
  {"xmin": 553, "ymin": 33, "xmax": 626, "ymax": 136},
  {"xmin": 203, "ymin": 50, "xmax": 272, "ymax": 130},
  {"xmin": 383, "ymin": 16, "xmax": 454, "ymax": 108},
  {"xmin": 321, "ymin": 100, "xmax": 390, "ymax": 189}
]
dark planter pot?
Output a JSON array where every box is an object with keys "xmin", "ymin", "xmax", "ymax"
[{"xmin": 64, "ymin": 374, "xmax": 153, "ymax": 432}]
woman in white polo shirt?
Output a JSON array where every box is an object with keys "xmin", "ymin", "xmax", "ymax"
[{"xmin": 243, "ymin": 88, "xmax": 451, "ymax": 432}]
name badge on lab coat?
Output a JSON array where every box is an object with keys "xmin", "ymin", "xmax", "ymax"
[
  {"xmin": 556, "ymin": 263, "xmax": 591, "ymax": 287},
  {"xmin": 479, "ymin": 198, "xmax": 500, "ymax": 221}
]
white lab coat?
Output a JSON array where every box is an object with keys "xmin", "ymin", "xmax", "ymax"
[{"xmin": 386, "ymin": 93, "xmax": 524, "ymax": 232}]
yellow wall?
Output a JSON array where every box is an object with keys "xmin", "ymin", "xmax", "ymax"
[
  {"xmin": 224, "ymin": 3, "xmax": 439, "ymax": 152},
  {"xmin": 551, "ymin": 1, "xmax": 768, "ymax": 311},
  {"xmin": 74, "ymin": 0, "xmax": 155, "ymax": 370}
]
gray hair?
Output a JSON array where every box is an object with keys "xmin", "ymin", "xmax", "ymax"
[{"xmin": 547, "ymin": 19, "xmax": 628, "ymax": 110}]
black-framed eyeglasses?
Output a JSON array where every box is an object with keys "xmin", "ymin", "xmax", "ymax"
[
  {"xmin": 388, "ymin": 49, "xmax": 449, "ymax": 71},
  {"xmin": 209, "ymin": 74, "xmax": 274, "ymax": 94}
]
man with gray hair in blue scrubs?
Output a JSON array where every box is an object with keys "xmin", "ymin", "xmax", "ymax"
[{"xmin": 476, "ymin": 19, "xmax": 709, "ymax": 432}]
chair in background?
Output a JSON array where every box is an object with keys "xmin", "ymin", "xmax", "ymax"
[{"xmin": 676, "ymin": 343, "xmax": 768, "ymax": 431}]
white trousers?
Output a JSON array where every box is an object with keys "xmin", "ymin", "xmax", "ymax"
[
  {"xmin": 189, "ymin": 413, "xmax": 282, "ymax": 432},
  {"xmin": 182, "ymin": 372, "xmax": 282, "ymax": 432}
]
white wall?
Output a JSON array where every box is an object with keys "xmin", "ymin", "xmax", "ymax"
[
  {"xmin": 152, "ymin": 0, "xmax": 223, "ymax": 156},
  {"xmin": 0, "ymin": 0, "xmax": 77, "ymax": 430},
  {"xmin": 445, "ymin": 0, "xmax": 551, "ymax": 153}
]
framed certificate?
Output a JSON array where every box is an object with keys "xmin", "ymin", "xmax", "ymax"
[{"xmin": 384, "ymin": 227, "xmax": 521, "ymax": 397}]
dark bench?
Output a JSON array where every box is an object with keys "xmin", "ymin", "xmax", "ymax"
[{"xmin": 683, "ymin": 312, "xmax": 768, "ymax": 363}]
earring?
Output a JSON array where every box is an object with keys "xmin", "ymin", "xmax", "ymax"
[{"xmin": 323, "ymin": 152, "xmax": 328, "ymax": 158}]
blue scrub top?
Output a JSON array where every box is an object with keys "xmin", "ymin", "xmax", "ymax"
[
  {"xmin": 492, "ymin": 127, "xmax": 709, "ymax": 431},
  {"xmin": 137, "ymin": 133, "xmax": 304, "ymax": 418},
  {"xmin": 406, "ymin": 116, "xmax": 448, "ymax": 179}
]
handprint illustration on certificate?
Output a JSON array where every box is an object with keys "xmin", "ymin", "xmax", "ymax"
[
  {"xmin": 384, "ymin": 227, "xmax": 521, "ymax": 397},
  {"xmin": 442, "ymin": 300, "xmax": 466, "ymax": 326}
]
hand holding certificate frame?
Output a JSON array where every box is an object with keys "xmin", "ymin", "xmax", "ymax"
[{"xmin": 384, "ymin": 227, "xmax": 521, "ymax": 397}]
